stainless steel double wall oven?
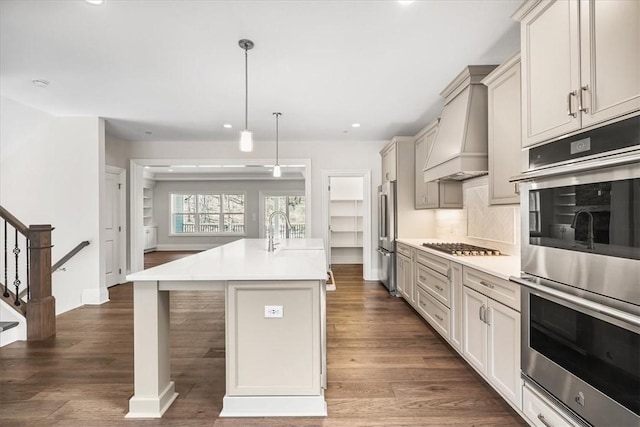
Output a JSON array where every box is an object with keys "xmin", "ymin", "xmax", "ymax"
[{"xmin": 511, "ymin": 116, "xmax": 640, "ymax": 427}]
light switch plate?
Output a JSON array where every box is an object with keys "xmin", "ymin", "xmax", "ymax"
[{"xmin": 264, "ymin": 305, "xmax": 283, "ymax": 318}]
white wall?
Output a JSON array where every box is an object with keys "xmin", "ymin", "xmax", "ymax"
[
  {"xmin": 0, "ymin": 97, "xmax": 106, "ymax": 314},
  {"xmin": 153, "ymin": 179, "xmax": 304, "ymax": 249}
]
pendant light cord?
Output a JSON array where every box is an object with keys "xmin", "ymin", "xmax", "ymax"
[
  {"xmin": 244, "ymin": 48, "xmax": 249, "ymax": 131},
  {"xmin": 273, "ymin": 112, "xmax": 281, "ymax": 164}
]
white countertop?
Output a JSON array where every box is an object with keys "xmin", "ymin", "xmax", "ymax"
[
  {"xmin": 397, "ymin": 238, "xmax": 521, "ymax": 281},
  {"xmin": 127, "ymin": 238, "xmax": 327, "ymax": 282}
]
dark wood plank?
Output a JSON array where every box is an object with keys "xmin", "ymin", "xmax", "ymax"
[{"xmin": 0, "ymin": 256, "xmax": 526, "ymax": 426}]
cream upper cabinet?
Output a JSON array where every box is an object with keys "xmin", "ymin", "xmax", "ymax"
[
  {"xmin": 413, "ymin": 119, "xmax": 463, "ymax": 210},
  {"xmin": 482, "ymin": 52, "xmax": 522, "ymax": 205},
  {"xmin": 381, "ymin": 143, "xmax": 397, "ymax": 182},
  {"xmin": 414, "ymin": 119, "xmax": 442, "ymax": 209},
  {"xmin": 515, "ymin": 0, "xmax": 640, "ymax": 147}
]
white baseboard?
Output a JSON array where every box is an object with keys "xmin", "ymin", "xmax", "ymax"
[
  {"xmin": 81, "ymin": 286, "xmax": 110, "ymax": 305},
  {"xmin": 367, "ymin": 268, "xmax": 382, "ymax": 282},
  {"xmin": 154, "ymin": 244, "xmax": 219, "ymax": 251},
  {"xmin": 220, "ymin": 395, "xmax": 327, "ymax": 417}
]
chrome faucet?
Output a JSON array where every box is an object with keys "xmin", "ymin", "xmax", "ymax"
[
  {"xmin": 570, "ymin": 209, "xmax": 595, "ymax": 249},
  {"xmin": 267, "ymin": 211, "xmax": 292, "ymax": 252}
]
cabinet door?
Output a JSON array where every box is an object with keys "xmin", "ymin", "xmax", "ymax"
[
  {"xmin": 579, "ymin": 0, "xmax": 640, "ymax": 128},
  {"xmin": 462, "ymin": 286, "xmax": 487, "ymax": 373},
  {"xmin": 487, "ymin": 299, "xmax": 522, "ymax": 410},
  {"xmin": 382, "ymin": 145, "xmax": 397, "ymax": 182},
  {"xmin": 487, "ymin": 57, "xmax": 522, "ymax": 205},
  {"xmin": 415, "ymin": 128, "xmax": 440, "ymax": 209},
  {"xmin": 438, "ymin": 182, "xmax": 463, "ymax": 208},
  {"xmin": 448, "ymin": 263, "xmax": 463, "ymax": 353},
  {"xmin": 521, "ymin": 0, "xmax": 581, "ymax": 146},
  {"xmin": 396, "ymin": 253, "xmax": 407, "ymax": 299}
]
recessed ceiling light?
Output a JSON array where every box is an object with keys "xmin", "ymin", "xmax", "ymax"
[
  {"xmin": 85, "ymin": 0, "xmax": 105, "ymax": 5},
  {"xmin": 223, "ymin": 123, "xmax": 232, "ymax": 129},
  {"xmin": 351, "ymin": 123, "xmax": 361, "ymax": 128},
  {"xmin": 167, "ymin": 169, "xmax": 174, "ymax": 172},
  {"xmin": 398, "ymin": 1, "xmax": 415, "ymax": 5},
  {"xmin": 32, "ymin": 79, "xmax": 49, "ymax": 88}
]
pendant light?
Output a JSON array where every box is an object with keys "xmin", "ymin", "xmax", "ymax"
[
  {"xmin": 238, "ymin": 39, "xmax": 254, "ymax": 152},
  {"xmin": 272, "ymin": 112, "xmax": 282, "ymax": 177}
]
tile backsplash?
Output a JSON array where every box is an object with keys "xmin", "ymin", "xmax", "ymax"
[{"xmin": 433, "ymin": 176, "xmax": 521, "ymax": 256}]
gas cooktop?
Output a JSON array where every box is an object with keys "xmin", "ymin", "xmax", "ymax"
[{"xmin": 422, "ymin": 242, "xmax": 501, "ymax": 256}]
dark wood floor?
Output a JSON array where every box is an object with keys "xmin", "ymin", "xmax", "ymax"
[{"xmin": 0, "ymin": 252, "xmax": 526, "ymax": 426}]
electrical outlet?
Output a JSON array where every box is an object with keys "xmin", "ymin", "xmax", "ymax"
[{"xmin": 264, "ymin": 305, "xmax": 283, "ymax": 318}]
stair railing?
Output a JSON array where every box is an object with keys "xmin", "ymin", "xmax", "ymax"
[
  {"xmin": 0, "ymin": 205, "xmax": 55, "ymax": 340},
  {"xmin": 52, "ymin": 240, "xmax": 90, "ymax": 272}
]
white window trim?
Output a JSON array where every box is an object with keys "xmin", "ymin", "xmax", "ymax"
[
  {"xmin": 169, "ymin": 191, "xmax": 247, "ymax": 237},
  {"xmin": 258, "ymin": 190, "xmax": 305, "ymax": 238}
]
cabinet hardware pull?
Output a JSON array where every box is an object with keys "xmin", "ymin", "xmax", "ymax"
[
  {"xmin": 567, "ymin": 90, "xmax": 577, "ymax": 117},
  {"xmin": 579, "ymin": 84, "xmax": 589, "ymax": 113},
  {"xmin": 537, "ymin": 414, "xmax": 553, "ymax": 427},
  {"xmin": 420, "ymin": 301, "xmax": 426, "ymax": 308},
  {"xmin": 435, "ymin": 314, "xmax": 443, "ymax": 322},
  {"xmin": 435, "ymin": 285, "xmax": 443, "ymax": 291},
  {"xmin": 514, "ymin": 182, "xmax": 520, "ymax": 195},
  {"xmin": 479, "ymin": 305, "xmax": 486, "ymax": 322},
  {"xmin": 419, "ymin": 275, "xmax": 426, "ymax": 281},
  {"xmin": 447, "ymin": 268, "xmax": 452, "ymax": 280},
  {"xmin": 480, "ymin": 280, "xmax": 495, "ymax": 289},
  {"xmin": 485, "ymin": 307, "xmax": 491, "ymax": 326}
]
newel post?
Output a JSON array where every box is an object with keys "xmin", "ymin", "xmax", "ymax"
[{"xmin": 26, "ymin": 224, "xmax": 56, "ymax": 340}]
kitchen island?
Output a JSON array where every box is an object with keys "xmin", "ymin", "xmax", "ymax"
[{"xmin": 125, "ymin": 238, "xmax": 328, "ymax": 419}]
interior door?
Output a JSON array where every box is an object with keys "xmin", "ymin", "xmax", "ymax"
[{"xmin": 105, "ymin": 170, "xmax": 123, "ymax": 287}]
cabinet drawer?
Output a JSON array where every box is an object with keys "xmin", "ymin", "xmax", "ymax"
[
  {"xmin": 463, "ymin": 267, "xmax": 520, "ymax": 311},
  {"xmin": 416, "ymin": 249, "xmax": 450, "ymax": 277},
  {"xmin": 416, "ymin": 286, "xmax": 450, "ymax": 340},
  {"xmin": 396, "ymin": 242, "xmax": 412, "ymax": 258},
  {"xmin": 523, "ymin": 383, "xmax": 580, "ymax": 427},
  {"xmin": 416, "ymin": 264, "xmax": 450, "ymax": 308}
]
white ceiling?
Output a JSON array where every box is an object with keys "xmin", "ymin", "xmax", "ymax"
[{"xmin": 0, "ymin": 0, "xmax": 521, "ymax": 144}]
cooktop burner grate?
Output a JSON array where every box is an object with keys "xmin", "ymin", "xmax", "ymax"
[{"xmin": 422, "ymin": 242, "xmax": 501, "ymax": 256}]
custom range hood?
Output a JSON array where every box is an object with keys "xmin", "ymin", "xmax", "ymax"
[{"xmin": 423, "ymin": 65, "xmax": 497, "ymax": 182}]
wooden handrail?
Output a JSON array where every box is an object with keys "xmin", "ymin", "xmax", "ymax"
[
  {"xmin": 53, "ymin": 240, "xmax": 90, "ymax": 271},
  {"xmin": 0, "ymin": 205, "xmax": 28, "ymax": 235}
]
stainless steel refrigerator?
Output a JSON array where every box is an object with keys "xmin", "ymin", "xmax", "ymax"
[{"xmin": 377, "ymin": 181, "xmax": 397, "ymax": 295}]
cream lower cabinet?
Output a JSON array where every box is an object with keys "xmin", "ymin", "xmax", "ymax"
[
  {"xmin": 396, "ymin": 243, "xmax": 416, "ymax": 306},
  {"xmin": 462, "ymin": 285, "xmax": 521, "ymax": 410},
  {"xmin": 144, "ymin": 226, "xmax": 157, "ymax": 252},
  {"xmin": 523, "ymin": 382, "xmax": 582, "ymax": 427}
]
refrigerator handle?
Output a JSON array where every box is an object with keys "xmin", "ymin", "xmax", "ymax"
[{"xmin": 380, "ymin": 193, "xmax": 387, "ymax": 239}]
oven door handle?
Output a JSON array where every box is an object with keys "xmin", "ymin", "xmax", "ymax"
[{"xmin": 512, "ymin": 276, "xmax": 640, "ymax": 328}]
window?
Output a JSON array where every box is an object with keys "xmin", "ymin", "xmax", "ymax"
[
  {"xmin": 171, "ymin": 193, "xmax": 245, "ymax": 235},
  {"xmin": 264, "ymin": 194, "xmax": 306, "ymax": 238}
]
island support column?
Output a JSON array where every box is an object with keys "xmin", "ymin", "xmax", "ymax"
[{"xmin": 126, "ymin": 281, "xmax": 178, "ymax": 418}]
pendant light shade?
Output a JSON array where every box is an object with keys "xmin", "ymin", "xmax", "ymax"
[
  {"xmin": 273, "ymin": 112, "xmax": 282, "ymax": 178},
  {"xmin": 239, "ymin": 39, "xmax": 254, "ymax": 152},
  {"xmin": 239, "ymin": 130, "xmax": 253, "ymax": 152}
]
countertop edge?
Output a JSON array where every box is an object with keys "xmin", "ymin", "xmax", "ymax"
[{"xmin": 396, "ymin": 238, "xmax": 521, "ymax": 281}]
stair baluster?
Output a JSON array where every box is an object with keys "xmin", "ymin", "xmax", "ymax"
[{"xmin": 3, "ymin": 220, "xmax": 7, "ymax": 298}]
